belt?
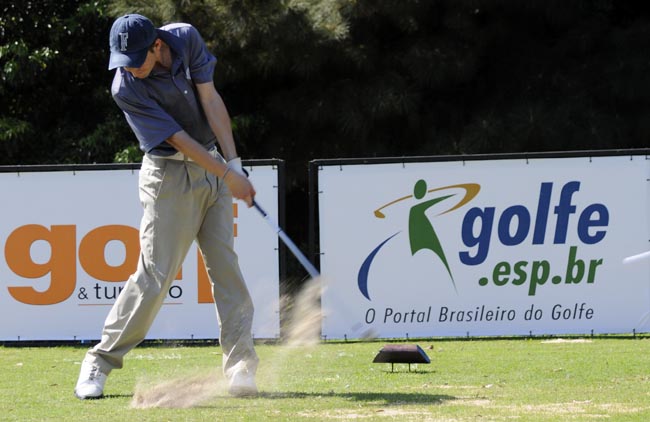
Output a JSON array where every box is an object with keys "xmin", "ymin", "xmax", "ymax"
[{"xmin": 163, "ymin": 145, "xmax": 218, "ymax": 162}]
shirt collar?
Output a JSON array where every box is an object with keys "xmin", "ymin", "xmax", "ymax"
[{"xmin": 156, "ymin": 29, "xmax": 185, "ymax": 75}]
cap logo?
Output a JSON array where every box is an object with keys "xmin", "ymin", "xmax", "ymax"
[{"xmin": 119, "ymin": 32, "xmax": 129, "ymax": 51}]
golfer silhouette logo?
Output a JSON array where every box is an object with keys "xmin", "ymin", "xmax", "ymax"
[
  {"xmin": 409, "ymin": 179, "xmax": 455, "ymax": 285},
  {"xmin": 357, "ymin": 180, "xmax": 480, "ymax": 300}
]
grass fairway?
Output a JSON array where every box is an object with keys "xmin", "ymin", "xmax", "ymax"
[{"xmin": 2, "ymin": 338, "xmax": 650, "ymax": 421}]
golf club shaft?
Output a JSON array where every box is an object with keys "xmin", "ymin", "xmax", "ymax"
[
  {"xmin": 623, "ymin": 250, "xmax": 650, "ymax": 264},
  {"xmin": 253, "ymin": 200, "xmax": 320, "ymax": 278}
]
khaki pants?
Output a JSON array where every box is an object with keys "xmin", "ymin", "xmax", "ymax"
[{"xmin": 83, "ymin": 151, "xmax": 258, "ymax": 378}]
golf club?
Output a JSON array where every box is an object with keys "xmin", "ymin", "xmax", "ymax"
[
  {"xmin": 252, "ymin": 200, "xmax": 320, "ymax": 279},
  {"xmin": 622, "ymin": 250, "xmax": 650, "ymax": 265}
]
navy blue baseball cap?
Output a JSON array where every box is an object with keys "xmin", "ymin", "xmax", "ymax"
[{"xmin": 108, "ymin": 14, "xmax": 159, "ymax": 70}]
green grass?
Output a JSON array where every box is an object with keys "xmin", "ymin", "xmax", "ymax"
[{"xmin": 2, "ymin": 338, "xmax": 650, "ymax": 421}]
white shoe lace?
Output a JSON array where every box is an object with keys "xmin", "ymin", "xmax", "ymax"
[{"xmin": 87, "ymin": 365, "xmax": 101, "ymax": 381}]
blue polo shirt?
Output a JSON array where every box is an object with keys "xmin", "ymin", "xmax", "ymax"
[{"xmin": 111, "ymin": 23, "xmax": 218, "ymax": 156}]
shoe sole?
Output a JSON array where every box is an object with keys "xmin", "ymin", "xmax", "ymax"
[
  {"xmin": 228, "ymin": 387, "xmax": 258, "ymax": 397},
  {"xmin": 74, "ymin": 391, "xmax": 104, "ymax": 400}
]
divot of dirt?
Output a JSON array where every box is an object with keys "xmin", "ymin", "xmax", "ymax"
[{"xmin": 131, "ymin": 370, "xmax": 225, "ymax": 408}]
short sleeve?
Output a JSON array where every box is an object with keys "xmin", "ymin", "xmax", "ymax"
[
  {"xmin": 112, "ymin": 74, "xmax": 182, "ymax": 152},
  {"xmin": 184, "ymin": 26, "xmax": 217, "ymax": 84}
]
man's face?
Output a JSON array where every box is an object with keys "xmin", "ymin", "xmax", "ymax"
[{"xmin": 124, "ymin": 49, "xmax": 156, "ymax": 79}]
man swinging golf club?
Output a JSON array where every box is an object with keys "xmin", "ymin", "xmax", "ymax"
[{"xmin": 74, "ymin": 14, "xmax": 259, "ymax": 399}]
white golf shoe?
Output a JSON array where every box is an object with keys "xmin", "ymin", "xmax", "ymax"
[
  {"xmin": 227, "ymin": 362, "xmax": 258, "ymax": 397},
  {"xmin": 74, "ymin": 360, "xmax": 108, "ymax": 399}
]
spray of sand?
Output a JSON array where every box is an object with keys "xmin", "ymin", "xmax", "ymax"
[
  {"xmin": 129, "ymin": 277, "xmax": 325, "ymax": 408},
  {"xmin": 130, "ymin": 369, "xmax": 225, "ymax": 409},
  {"xmin": 284, "ymin": 276, "xmax": 376, "ymax": 342},
  {"xmin": 283, "ymin": 277, "xmax": 323, "ymax": 346}
]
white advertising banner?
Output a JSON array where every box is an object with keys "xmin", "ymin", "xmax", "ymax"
[
  {"xmin": 0, "ymin": 163, "xmax": 281, "ymax": 341},
  {"xmin": 318, "ymin": 154, "xmax": 650, "ymax": 339}
]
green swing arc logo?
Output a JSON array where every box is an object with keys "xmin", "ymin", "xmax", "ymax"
[{"xmin": 357, "ymin": 182, "xmax": 481, "ymax": 301}]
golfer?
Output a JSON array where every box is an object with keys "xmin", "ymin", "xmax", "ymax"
[{"xmin": 74, "ymin": 14, "xmax": 259, "ymax": 399}]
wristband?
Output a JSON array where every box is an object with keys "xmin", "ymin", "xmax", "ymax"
[{"xmin": 227, "ymin": 157, "xmax": 244, "ymax": 175}]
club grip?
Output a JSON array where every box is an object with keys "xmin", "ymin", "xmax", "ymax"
[{"xmin": 253, "ymin": 200, "xmax": 268, "ymax": 218}]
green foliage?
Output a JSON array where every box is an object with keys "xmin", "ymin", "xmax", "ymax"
[
  {"xmin": 77, "ymin": 117, "xmax": 138, "ymax": 163},
  {"xmin": 0, "ymin": 117, "xmax": 32, "ymax": 158},
  {"xmin": 287, "ymin": 0, "xmax": 351, "ymax": 40},
  {"xmin": 0, "ymin": 117, "xmax": 31, "ymax": 141},
  {"xmin": 107, "ymin": 0, "xmax": 186, "ymax": 24},
  {"xmin": 4, "ymin": 0, "xmax": 649, "ymax": 166},
  {"xmin": 114, "ymin": 144, "xmax": 144, "ymax": 163},
  {"xmin": 0, "ymin": 0, "xmax": 130, "ymax": 165}
]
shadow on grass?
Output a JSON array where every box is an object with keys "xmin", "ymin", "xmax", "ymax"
[
  {"xmin": 100, "ymin": 391, "xmax": 454, "ymax": 406},
  {"xmin": 102, "ymin": 394, "xmax": 135, "ymax": 399},
  {"xmin": 248, "ymin": 391, "xmax": 455, "ymax": 405},
  {"xmin": 374, "ymin": 368, "xmax": 434, "ymax": 374}
]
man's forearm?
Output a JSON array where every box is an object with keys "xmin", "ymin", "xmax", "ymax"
[
  {"xmin": 166, "ymin": 130, "xmax": 228, "ymax": 177},
  {"xmin": 166, "ymin": 130, "xmax": 256, "ymax": 206},
  {"xmin": 206, "ymin": 96, "xmax": 238, "ymax": 160},
  {"xmin": 196, "ymin": 82, "xmax": 238, "ymax": 161}
]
